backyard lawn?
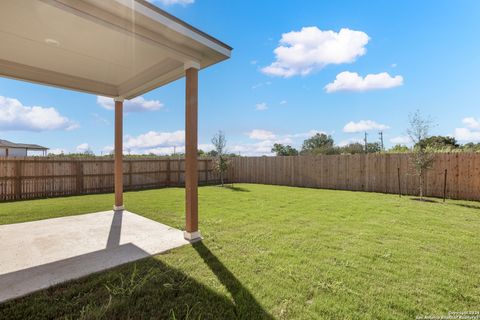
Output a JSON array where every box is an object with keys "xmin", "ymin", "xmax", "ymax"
[{"xmin": 0, "ymin": 184, "xmax": 479, "ymax": 319}]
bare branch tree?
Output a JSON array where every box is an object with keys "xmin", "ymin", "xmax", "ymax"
[
  {"xmin": 407, "ymin": 110, "xmax": 435, "ymax": 200},
  {"xmin": 211, "ymin": 131, "xmax": 229, "ymax": 187}
]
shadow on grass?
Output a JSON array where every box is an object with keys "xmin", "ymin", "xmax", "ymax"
[
  {"xmin": 453, "ymin": 203, "xmax": 480, "ymax": 210},
  {"xmin": 193, "ymin": 242, "xmax": 274, "ymax": 319},
  {"xmin": 410, "ymin": 198, "xmax": 438, "ymax": 203},
  {"xmin": 1, "ymin": 237, "xmax": 272, "ymax": 319},
  {"xmin": 0, "ymin": 254, "xmax": 274, "ymax": 320},
  {"xmin": 222, "ymin": 185, "xmax": 250, "ymax": 192}
]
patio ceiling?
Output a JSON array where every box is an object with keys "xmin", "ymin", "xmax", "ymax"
[{"xmin": 0, "ymin": 0, "xmax": 232, "ymax": 99}]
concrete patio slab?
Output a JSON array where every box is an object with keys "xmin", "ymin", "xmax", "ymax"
[{"xmin": 0, "ymin": 211, "xmax": 190, "ymax": 303}]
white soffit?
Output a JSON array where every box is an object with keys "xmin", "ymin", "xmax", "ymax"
[{"xmin": 0, "ymin": 0, "xmax": 232, "ymax": 99}]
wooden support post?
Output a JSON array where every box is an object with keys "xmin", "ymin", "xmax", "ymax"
[
  {"xmin": 184, "ymin": 63, "xmax": 201, "ymax": 241},
  {"xmin": 114, "ymin": 98, "xmax": 124, "ymax": 211}
]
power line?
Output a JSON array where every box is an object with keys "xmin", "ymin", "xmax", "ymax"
[
  {"xmin": 379, "ymin": 131, "xmax": 384, "ymax": 151},
  {"xmin": 364, "ymin": 132, "xmax": 368, "ymax": 153}
]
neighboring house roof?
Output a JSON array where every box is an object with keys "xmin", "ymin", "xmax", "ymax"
[{"xmin": 0, "ymin": 139, "xmax": 48, "ymax": 151}]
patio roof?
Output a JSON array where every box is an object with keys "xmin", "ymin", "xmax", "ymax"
[
  {"xmin": 0, "ymin": 0, "xmax": 232, "ymax": 99},
  {"xmin": 0, "ymin": 0, "xmax": 231, "ymax": 242}
]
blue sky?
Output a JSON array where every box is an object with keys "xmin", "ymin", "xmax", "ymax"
[{"xmin": 1, "ymin": 0, "xmax": 480, "ymax": 155}]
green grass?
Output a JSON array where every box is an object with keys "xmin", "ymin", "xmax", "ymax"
[{"xmin": 1, "ymin": 184, "xmax": 479, "ymax": 319}]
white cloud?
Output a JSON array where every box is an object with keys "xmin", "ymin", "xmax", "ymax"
[
  {"xmin": 199, "ymin": 144, "xmax": 214, "ymax": 152},
  {"xmin": 91, "ymin": 113, "xmax": 109, "ymax": 126},
  {"xmin": 97, "ymin": 96, "xmax": 163, "ymax": 113},
  {"xmin": 0, "ymin": 95, "xmax": 78, "ymax": 131},
  {"xmin": 149, "ymin": 0, "xmax": 194, "ymax": 6},
  {"xmin": 76, "ymin": 143, "xmax": 90, "ymax": 153},
  {"xmin": 455, "ymin": 128, "xmax": 480, "ymax": 142},
  {"xmin": 102, "ymin": 145, "xmax": 114, "ymax": 155},
  {"xmin": 287, "ymin": 129, "xmax": 325, "ymax": 139},
  {"xmin": 453, "ymin": 117, "xmax": 480, "ymax": 142},
  {"xmin": 48, "ymin": 148, "xmax": 68, "ymax": 155},
  {"xmin": 252, "ymin": 81, "xmax": 271, "ymax": 90},
  {"xmin": 325, "ymin": 71, "xmax": 403, "ymax": 93},
  {"xmin": 338, "ymin": 138, "xmax": 363, "ymax": 147},
  {"xmin": 343, "ymin": 120, "xmax": 389, "ymax": 133},
  {"xmin": 280, "ymin": 100, "xmax": 287, "ymax": 105},
  {"xmin": 250, "ymin": 60, "xmax": 258, "ymax": 65},
  {"xmin": 230, "ymin": 141, "xmax": 275, "ymax": 156},
  {"xmin": 390, "ymin": 136, "xmax": 411, "ymax": 144},
  {"xmin": 262, "ymin": 27, "xmax": 369, "ymax": 77},
  {"xmin": 124, "ymin": 130, "xmax": 184, "ymax": 149},
  {"xmin": 462, "ymin": 117, "xmax": 480, "ymax": 129},
  {"xmin": 255, "ymin": 102, "xmax": 268, "ymax": 111},
  {"xmin": 248, "ymin": 129, "xmax": 276, "ymax": 140},
  {"xmin": 143, "ymin": 146, "xmax": 184, "ymax": 155},
  {"xmin": 231, "ymin": 129, "xmax": 329, "ymax": 156}
]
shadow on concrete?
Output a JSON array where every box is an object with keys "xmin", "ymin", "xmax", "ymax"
[
  {"xmin": 193, "ymin": 241, "xmax": 274, "ymax": 319},
  {"xmin": 106, "ymin": 210, "xmax": 123, "ymax": 249},
  {"xmin": 0, "ymin": 242, "xmax": 151, "ymax": 303}
]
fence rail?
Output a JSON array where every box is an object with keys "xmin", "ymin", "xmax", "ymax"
[
  {"xmin": 2, "ymin": 153, "xmax": 480, "ymax": 202},
  {"xmin": 0, "ymin": 157, "xmax": 219, "ymax": 201},
  {"xmin": 229, "ymin": 153, "xmax": 480, "ymax": 201}
]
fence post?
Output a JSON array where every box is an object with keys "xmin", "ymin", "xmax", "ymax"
[
  {"xmin": 166, "ymin": 158, "xmax": 171, "ymax": 186},
  {"xmin": 76, "ymin": 161, "xmax": 84, "ymax": 194},
  {"xmin": 203, "ymin": 159, "xmax": 209, "ymax": 185},
  {"xmin": 14, "ymin": 160, "xmax": 22, "ymax": 200},
  {"xmin": 397, "ymin": 167, "xmax": 401, "ymax": 197},
  {"xmin": 443, "ymin": 169, "xmax": 448, "ymax": 202},
  {"xmin": 128, "ymin": 161, "xmax": 133, "ymax": 189},
  {"xmin": 177, "ymin": 159, "xmax": 181, "ymax": 186}
]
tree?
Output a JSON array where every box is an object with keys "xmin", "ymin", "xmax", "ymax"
[
  {"xmin": 271, "ymin": 143, "xmax": 299, "ymax": 156},
  {"xmin": 407, "ymin": 110, "xmax": 435, "ymax": 200},
  {"xmin": 462, "ymin": 142, "xmax": 480, "ymax": 152},
  {"xmin": 211, "ymin": 131, "xmax": 229, "ymax": 186},
  {"xmin": 338, "ymin": 143, "xmax": 364, "ymax": 154},
  {"xmin": 301, "ymin": 133, "xmax": 334, "ymax": 154},
  {"xmin": 388, "ymin": 144, "xmax": 410, "ymax": 153},
  {"xmin": 366, "ymin": 142, "xmax": 382, "ymax": 153},
  {"xmin": 418, "ymin": 135, "xmax": 459, "ymax": 150}
]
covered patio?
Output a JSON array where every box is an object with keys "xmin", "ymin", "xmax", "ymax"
[{"xmin": 0, "ymin": 0, "xmax": 231, "ymax": 301}]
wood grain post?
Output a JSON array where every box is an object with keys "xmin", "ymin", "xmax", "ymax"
[
  {"xmin": 76, "ymin": 161, "xmax": 84, "ymax": 194},
  {"xmin": 14, "ymin": 160, "xmax": 22, "ymax": 200},
  {"xmin": 128, "ymin": 161, "xmax": 133, "ymax": 190},
  {"xmin": 166, "ymin": 159, "xmax": 171, "ymax": 186},
  {"xmin": 184, "ymin": 64, "xmax": 201, "ymax": 241},
  {"xmin": 114, "ymin": 98, "xmax": 124, "ymax": 211}
]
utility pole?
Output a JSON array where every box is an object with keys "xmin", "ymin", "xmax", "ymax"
[
  {"xmin": 364, "ymin": 132, "xmax": 368, "ymax": 153},
  {"xmin": 379, "ymin": 131, "xmax": 384, "ymax": 151}
]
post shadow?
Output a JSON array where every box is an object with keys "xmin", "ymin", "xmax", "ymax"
[
  {"xmin": 0, "ymin": 254, "xmax": 271, "ymax": 320},
  {"xmin": 193, "ymin": 241, "xmax": 274, "ymax": 320},
  {"xmin": 106, "ymin": 210, "xmax": 123, "ymax": 249}
]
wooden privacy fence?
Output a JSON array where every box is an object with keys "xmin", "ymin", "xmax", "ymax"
[
  {"xmin": 229, "ymin": 153, "xmax": 480, "ymax": 201},
  {"xmin": 0, "ymin": 157, "xmax": 220, "ymax": 201},
  {"xmin": 2, "ymin": 153, "xmax": 480, "ymax": 202}
]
